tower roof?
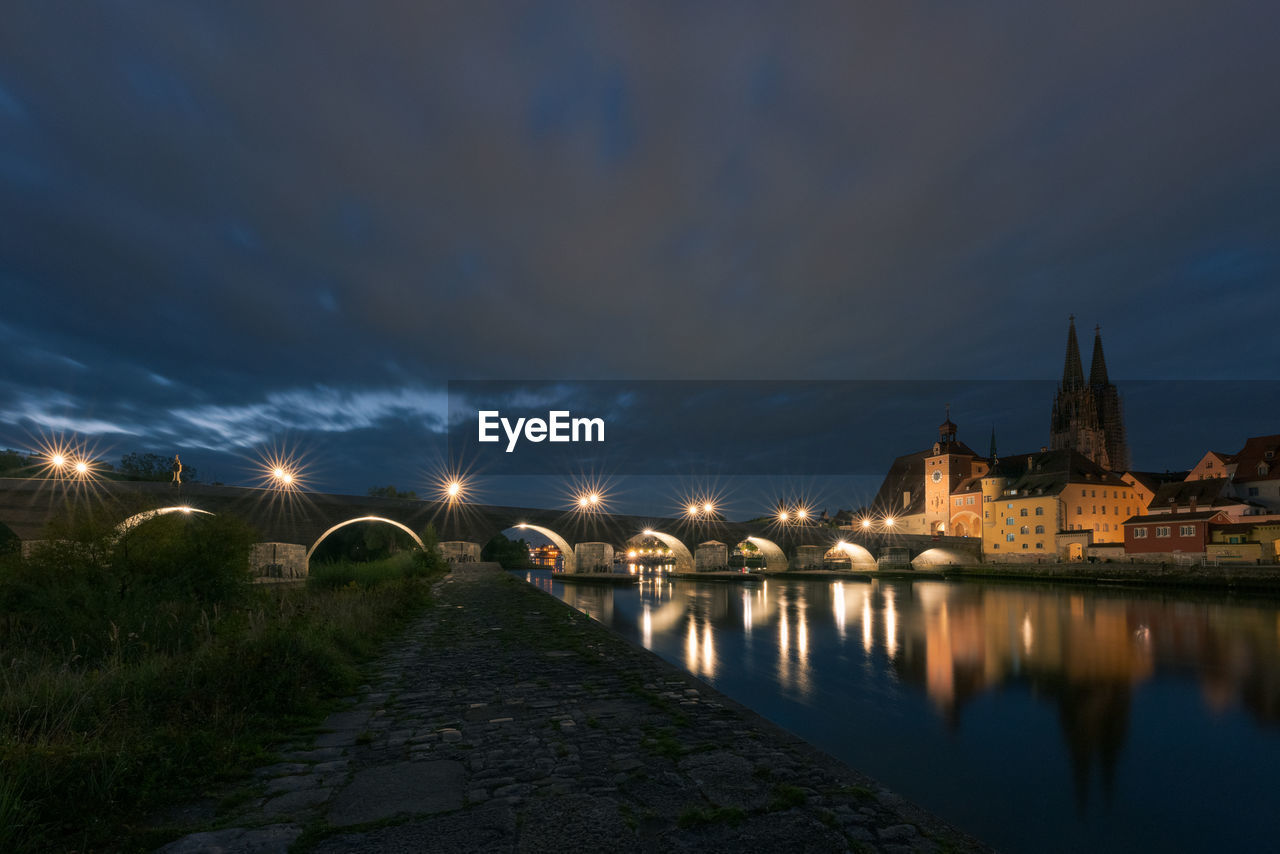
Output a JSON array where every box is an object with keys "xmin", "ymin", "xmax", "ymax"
[
  {"xmin": 1089, "ymin": 325, "xmax": 1110, "ymax": 387},
  {"xmin": 1062, "ymin": 316, "xmax": 1085, "ymax": 391}
]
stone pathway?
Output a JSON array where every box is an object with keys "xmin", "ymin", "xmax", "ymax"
[{"xmin": 158, "ymin": 564, "xmax": 990, "ymax": 853}]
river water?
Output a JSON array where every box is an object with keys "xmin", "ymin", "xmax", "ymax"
[{"xmin": 522, "ymin": 569, "xmax": 1280, "ymax": 853}]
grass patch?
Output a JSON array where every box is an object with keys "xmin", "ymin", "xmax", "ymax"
[
  {"xmin": 677, "ymin": 804, "xmax": 746, "ymax": 829},
  {"xmin": 0, "ymin": 512, "xmax": 448, "ymax": 853},
  {"xmin": 641, "ymin": 726, "xmax": 685, "ymax": 762},
  {"xmin": 307, "ymin": 551, "xmax": 438, "ymax": 589},
  {"xmin": 768, "ymin": 783, "xmax": 807, "ymax": 811}
]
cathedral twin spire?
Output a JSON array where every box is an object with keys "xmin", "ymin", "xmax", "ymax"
[{"xmin": 1051, "ymin": 316, "xmax": 1129, "ymax": 471}]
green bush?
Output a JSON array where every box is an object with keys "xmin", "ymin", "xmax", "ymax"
[{"xmin": 0, "ymin": 510, "xmax": 447, "ymax": 852}]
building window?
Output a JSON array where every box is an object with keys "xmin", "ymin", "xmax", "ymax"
[
  {"xmin": 955, "ymin": 498, "xmax": 962, "ymax": 507},
  {"xmin": 1036, "ymin": 542, "xmax": 1044, "ymax": 549},
  {"xmin": 1020, "ymin": 526, "xmax": 1029, "ymax": 534},
  {"xmin": 1022, "ymin": 543, "xmax": 1029, "ymax": 549},
  {"xmin": 1006, "ymin": 517, "xmax": 1014, "ymax": 525},
  {"xmin": 1006, "ymin": 533, "xmax": 1015, "ymax": 542},
  {"xmin": 1134, "ymin": 528, "xmax": 1148, "ymax": 539},
  {"xmin": 1102, "ymin": 523, "xmax": 1109, "ymax": 532},
  {"xmin": 1180, "ymin": 525, "xmax": 1195, "ymax": 537},
  {"xmin": 984, "ymin": 510, "xmax": 989, "ymax": 519},
  {"xmin": 1035, "ymin": 525, "xmax": 1045, "ymax": 534},
  {"xmin": 1103, "ymin": 490, "xmax": 1108, "ymax": 498},
  {"xmin": 1020, "ymin": 508, "xmax": 1028, "ymax": 517},
  {"xmin": 966, "ymin": 496, "xmax": 975, "ymax": 505},
  {"xmin": 1035, "ymin": 506, "xmax": 1044, "ymax": 516},
  {"xmin": 1249, "ymin": 487, "xmax": 1260, "ymax": 497},
  {"xmin": 1102, "ymin": 506, "xmax": 1107, "ymax": 515},
  {"xmin": 1156, "ymin": 526, "xmax": 1171, "ymax": 538},
  {"xmin": 1076, "ymin": 506, "xmax": 1082, "ymax": 515}
]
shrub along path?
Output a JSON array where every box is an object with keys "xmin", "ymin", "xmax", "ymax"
[{"xmin": 159, "ymin": 564, "xmax": 989, "ymax": 853}]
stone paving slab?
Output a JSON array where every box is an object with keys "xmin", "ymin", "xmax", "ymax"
[
  {"xmin": 328, "ymin": 760, "xmax": 465, "ymax": 826},
  {"xmin": 157, "ymin": 563, "xmax": 991, "ymax": 853}
]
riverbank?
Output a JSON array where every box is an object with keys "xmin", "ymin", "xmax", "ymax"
[
  {"xmin": 586, "ymin": 562, "xmax": 1280, "ymax": 594},
  {"xmin": 159, "ymin": 563, "xmax": 988, "ymax": 853}
]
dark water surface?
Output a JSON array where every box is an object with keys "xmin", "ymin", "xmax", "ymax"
[{"xmin": 522, "ymin": 570, "xmax": 1280, "ymax": 853}]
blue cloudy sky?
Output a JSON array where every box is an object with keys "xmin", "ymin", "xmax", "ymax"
[{"xmin": 1, "ymin": 2, "xmax": 1278, "ymax": 513}]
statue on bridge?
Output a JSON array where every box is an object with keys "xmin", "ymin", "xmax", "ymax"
[{"xmin": 171, "ymin": 454, "xmax": 183, "ymax": 486}]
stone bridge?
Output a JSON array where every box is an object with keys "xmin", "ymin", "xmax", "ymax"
[{"xmin": 0, "ymin": 477, "xmax": 982, "ymax": 577}]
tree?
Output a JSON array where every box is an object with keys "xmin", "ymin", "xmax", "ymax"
[
  {"xmin": 367, "ymin": 485, "xmax": 417, "ymax": 499},
  {"xmin": 0, "ymin": 449, "xmax": 36, "ymax": 477},
  {"xmin": 482, "ymin": 533, "xmax": 533, "ymax": 569}
]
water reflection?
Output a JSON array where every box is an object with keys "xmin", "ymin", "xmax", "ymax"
[{"xmin": 528, "ymin": 571, "xmax": 1280, "ymax": 853}]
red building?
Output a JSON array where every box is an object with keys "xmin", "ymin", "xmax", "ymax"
[{"xmin": 1123, "ymin": 509, "xmax": 1231, "ymax": 559}]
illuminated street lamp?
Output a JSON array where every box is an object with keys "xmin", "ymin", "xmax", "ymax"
[
  {"xmin": 861, "ymin": 518, "xmax": 872, "ymax": 530},
  {"xmin": 687, "ymin": 503, "xmax": 700, "ymax": 517},
  {"xmin": 883, "ymin": 516, "xmax": 896, "ymax": 529},
  {"xmin": 50, "ymin": 454, "xmax": 66, "ymax": 469},
  {"xmin": 795, "ymin": 508, "xmax": 808, "ymax": 521},
  {"xmin": 777, "ymin": 509, "xmax": 790, "ymax": 523}
]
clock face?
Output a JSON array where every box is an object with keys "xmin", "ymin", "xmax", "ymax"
[{"xmin": 931, "ymin": 470, "xmax": 943, "ymax": 484}]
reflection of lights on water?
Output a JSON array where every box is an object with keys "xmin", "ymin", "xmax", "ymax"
[
  {"xmin": 798, "ymin": 606, "xmax": 808, "ymax": 658},
  {"xmin": 1136, "ymin": 624, "xmax": 1151, "ymax": 648},
  {"xmin": 642, "ymin": 604, "xmax": 652, "ymax": 648},
  {"xmin": 863, "ymin": 596, "xmax": 873, "ymax": 653},
  {"xmin": 1022, "ymin": 613, "xmax": 1035, "ymax": 655},
  {"xmin": 779, "ymin": 606, "xmax": 789, "ymax": 651},
  {"xmin": 833, "ymin": 582, "xmax": 846, "ymax": 638},
  {"xmin": 703, "ymin": 623, "xmax": 713, "ymax": 674},
  {"xmin": 686, "ymin": 620, "xmax": 698, "ymax": 671},
  {"xmin": 742, "ymin": 591, "xmax": 752, "ymax": 633},
  {"xmin": 884, "ymin": 588, "xmax": 898, "ymax": 659}
]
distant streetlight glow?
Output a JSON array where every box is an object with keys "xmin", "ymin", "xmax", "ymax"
[
  {"xmin": 687, "ymin": 503, "xmax": 700, "ymax": 517},
  {"xmin": 257, "ymin": 450, "xmax": 305, "ymax": 492},
  {"xmin": 51, "ymin": 454, "xmax": 66, "ymax": 468},
  {"xmin": 884, "ymin": 516, "xmax": 896, "ymax": 528},
  {"xmin": 74, "ymin": 460, "xmax": 89, "ymax": 475},
  {"xmin": 796, "ymin": 508, "xmax": 808, "ymax": 520},
  {"xmin": 777, "ymin": 510, "xmax": 789, "ymax": 522},
  {"xmin": 702, "ymin": 502, "xmax": 714, "ymax": 514},
  {"xmin": 861, "ymin": 518, "xmax": 872, "ymax": 529}
]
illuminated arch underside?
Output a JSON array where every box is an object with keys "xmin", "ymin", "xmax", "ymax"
[
  {"xmin": 116, "ymin": 506, "xmax": 214, "ymax": 535},
  {"xmin": 744, "ymin": 536, "xmax": 789, "ymax": 572},
  {"xmin": 516, "ymin": 524, "xmax": 577, "ymax": 573},
  {"xmin": 628, "ymin": 531, "xmax": 694, "ymax": 573},
  {"xmin": 307, "ymin": 516, "xmax": 425, "ymax": 563}
]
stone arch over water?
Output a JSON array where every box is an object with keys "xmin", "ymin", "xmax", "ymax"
[
  {"xmin": 743, "ymin": 536, "xmax": 789, "ymax": 572},
  {"xmin": 513, "ymin": 523, "xmax": 577, "ymax": 572},
  {"xmin": 628, "ymin": 530, "xmax": 695, "ymax": 573}
]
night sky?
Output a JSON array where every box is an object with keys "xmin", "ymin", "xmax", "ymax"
[{"xmin": 2, "ymin": 2, "xmax": 1279, "ymax": 515}]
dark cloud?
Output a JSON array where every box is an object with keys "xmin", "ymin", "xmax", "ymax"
[{"xmin": 1, "ymin": 2, "xmax": 1278, "ymax": 502}]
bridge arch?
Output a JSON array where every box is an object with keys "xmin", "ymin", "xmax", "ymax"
[
  {"xmin": 630, "ymin": 530, "xmax": 694, "ymax": 573},
  {"xmin": 834, "ymin": 541, "xmax": 878, "ymax": 570},
  {"xmin": 743, "ymin": 536, "xmax": 789, "ymax": 572},
  {"xmin": 514, "ymin": 523, "xmax": 577, "ymax": 573},
  {"xmin": 911, "ymin": 547, "xmax": 969, "ymax": 568},
  {"xmin": 306, "ymin": 516, "xmax": 425, "ymax": 564},
  {"xmin": 116, "ymin": 506, "xmax": 215, "ymax": 535}
]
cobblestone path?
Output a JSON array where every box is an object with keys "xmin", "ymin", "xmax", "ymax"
[{"xmin": 159, "ymin": 564, "xmax": 990, "ymax": 853}]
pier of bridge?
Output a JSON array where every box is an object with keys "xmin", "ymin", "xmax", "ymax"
[{"xmin": 0, "ymin": 478, "xmax": 982, "ymax": 577}]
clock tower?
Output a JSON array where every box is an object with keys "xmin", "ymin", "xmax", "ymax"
[{"xmin": 924, "ymin": 407, "xmax": 982, "ymax": 535}]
